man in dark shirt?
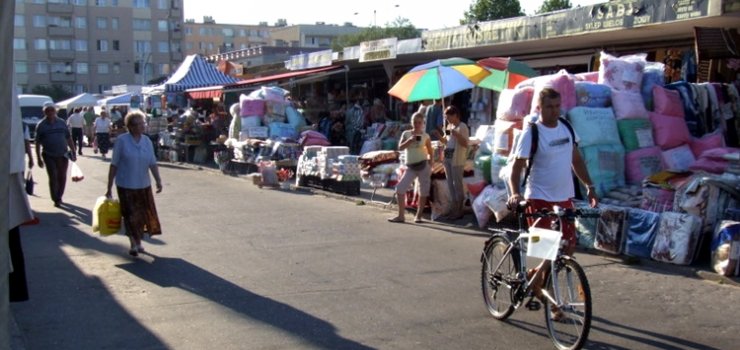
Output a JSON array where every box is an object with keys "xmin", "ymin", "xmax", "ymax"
[{"xmin": 35, "ymin": 103, "xmax": 77, "ymax": 207}]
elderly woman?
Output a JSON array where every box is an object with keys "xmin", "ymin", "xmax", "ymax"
[
  {"xmin": 106, "ymin": 111, "xmax": 163, "ymax": 257},
  {"xmin": 93, "ymin": 110, "xmax": 112, "ymax": 159},
  {"xmin": 388, "ymin": 112, "xmax": 433, "ymax": 223}
]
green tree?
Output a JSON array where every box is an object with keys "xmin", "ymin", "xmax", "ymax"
[
  {"xmin": 332, "ymin": 17, "xmax": 421, "ymax": 51},
  {"xmin": 31, "ymin": 84, "xmax": 73, "ymax": 102},
  {"xmin": 536, "ymin": 0, "xmax": 572, "ymax": 14},
  {"xmin": 461, "ymin": 0, "xmax": 525, "ymax": 25}
]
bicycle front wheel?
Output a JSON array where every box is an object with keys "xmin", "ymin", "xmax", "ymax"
[
  {"xmin": 544, "ymin": 257, "xmax": 592, "ymax": 350},
  {"xmin": 481, "ymin": 236, "xmax": 518, "ymax": 320}
]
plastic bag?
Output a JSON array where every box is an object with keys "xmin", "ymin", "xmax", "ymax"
[
  {"xmin": 92, "ymin": 196, "xmax": 122, "ymax": 236},
  {"xmin": 70, "ymin": 162, "xmax": 84, "ymax": 182}
]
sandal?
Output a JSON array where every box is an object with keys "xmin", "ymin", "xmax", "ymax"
[
  {"xmin": 387, "ymin": 217, "xmax": 405, "ymax": 223},
  {"xmin": 414, "ymin": 218, "xmax": 423, "ymax": 223}
]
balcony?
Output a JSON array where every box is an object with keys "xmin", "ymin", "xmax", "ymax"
[
  {"xmin": 48, "ymin": 25, "xmax": 74, "ymax": 37},
  {"xmin": 171, "ymin": 51, "xmax": 183, "ymax": 61},
  {"xmin": 47, "ymin": 3, "xmax": 74, "ymax": 13},
  {"xmin": 50, "ymin": 72, "xmax": 75, "ymax": 82},
  {"xmin": 171, "ymin": 30, "xmax": 182, "ymax": 40},
  {"xmin": 169, "ymin": 9, "xmax": 182, "ymax": 18},
  {"xmin": 48, "ymin": 49, "xmax": 75, "ymax": 60}
]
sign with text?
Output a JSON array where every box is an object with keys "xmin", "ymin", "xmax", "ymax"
[
  {"xmin": 422, "ymin": 0, "xmax": 714, "ymax": 51},
  {"xmin": 286, "ymin": 49, "xmax": 333, "ymax": 70},
  {"xmin": 359, "ymin": 37, "xmax": 398, "ymax": 63}
]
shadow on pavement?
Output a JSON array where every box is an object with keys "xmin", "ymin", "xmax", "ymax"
[
  {"xmin": 116, "ymin": 254, "xmax": 374, "ymax": 350},
  {"xmin": 589, "ymin": 316, "xmax": 721, "ymax": 350},
  {"xmin": 11, "ymin": 211, "xmax": 167, "ymax": 349},
  {"xmin": 59, "ymin": 202, "xmax": 92, "ymax": 225}
]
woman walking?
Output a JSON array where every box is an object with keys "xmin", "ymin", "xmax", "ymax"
[
  {"xmin": 94, "ymin": 111, "xmax": 112, "ymax": 159},
  {"xmin": 106, "ymin": 111, "xmax": 164, "ymax": 257},
  {"xmin": 388, "ymin": 112, "xmax": 433, "ymax": 223}
]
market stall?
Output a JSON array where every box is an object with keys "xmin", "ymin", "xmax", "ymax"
[{"xmin": 471, "ymin": 50, "xmax": 740, "ymax": 273}]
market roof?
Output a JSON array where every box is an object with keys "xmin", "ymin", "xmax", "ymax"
[
  {"xmin": 55, "ymin": 93, "xmax": 100, "ymax": 109},
  {"xmin": 97, "ymin": 93, "xmax": 133, "ymax": 106},
  {"xmin": 161, "ymin": 54, "xmax": 238, "ymax": 93},
  {"xmin": 225, "ymin": 65, "xmax": 347, "ymax": 90}
]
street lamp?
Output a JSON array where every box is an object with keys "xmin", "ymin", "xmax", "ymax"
[{"xmin": 354, "ymin": 4, "xmax": 400, "ymax": 28}]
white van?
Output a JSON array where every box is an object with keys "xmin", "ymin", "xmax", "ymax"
[{"xmin": 18, "ymin": 94, "xmax": 53, "ymax": 140}]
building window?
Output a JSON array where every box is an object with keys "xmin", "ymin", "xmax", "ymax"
[
  {"xmin": 98, "ymin": 85, "xmax": 108, "ymax": 94},
  {"xmin": 33, "ymin": 16, "xmax": 46, "ymax": 28},
  {"xmin": 36, "ymin": 62, "xmax": 49, "ymax": 74},
  {"xmin": 157, "ymin": 0, "xmax": 167, "ymax": 9},
  {"xmin": 96, "ymin": 17, "xmax": 107, "ymax": 29},
  {"xmin": 51, "ymin": 63, "xmax": 67, "ymax": 73},
  {"xmin": 207, "ymin": 42, "xmax": 213, "ymax": 51},
  {"xmin": 111, "ymin": 0, "xmax": 118, "ymax": 5},
  {"xmin": 135, "ymin": 40, "xmax": 151, "ymax": 53},
  {"xmin": 14, "ymin": 15, "xmax": 24, "ymax": 27},
  {"xmin": 15, "ymin": 62, "xmax": 28, "ymax": 74},
  {"xmin": 222, "ymin": 28, "xmax": 234, "ymax": 37},
  {"xmin": 112, "ymin": 40, "xmax": 120, "ymax": 51},
  {"xmin": 133, "ymin": 19, "xmax": 151, "ymax": 31},
  {"xmin": 96, "ymin": 0, "xmax": 107, "ymax": 5},
  {"xmin": 75, "ymin": 39, "xmax": 88, "ymax": 51},
  {"xmin": 111, "ymin": 18, "xmax": 119, "ymax": 30},
  {"xmin": 238, "ymin": 29, "xmax": 246, "ymax": 37},
  {"xmin": 158, "ymin": 20, "xmax": 168, "ymax": 32},
  {"xmin": 185, "ymin": 42, "xmax": 193, "ymax": 50},
  {"xmin": 170, "ymin": 41, "xmax": 180, "ymax": 53},
  {"xmin": 133, "ymin": 0, "xmax": 150, "ymax": 8},
  {"xmin": 34, "ymin": 39, "xmax": 47, "ymax": 50},
  {"xmin": 184, "ymin": 27, "xmax": 192, "ymax": 35},
  {"xmin": 158, "ymin": 63, "xmax": 170, "ymax": 75},
  {"xmin": 76, "ymin": 62, "xmax": 88, "ymax": 74},
  {"xmin": 112, "ymin": 63, "xmax": 120, "ymax": 74},
  {"xmin": 73, "ymin": 0, "xmax": 86, "ymax": 5},
  {"xmin": 97, "ymin": 39, "xmax": 108, "ymax": 51},
  {"xmin": 49, "ymin": 40, "xmax": 72, "ymax": 50},
  {"xmin": 158, "ymin": 41, "xmax": 169, "ymax": 53},
  {"xmin": 75, "ymin": 17, "xmax": 86, "ymax": 29},
  {"xmin": 98, "ymin": 63, "xmax": 109, "ymax": 74},
  {"xmin": 48, "ymin": 16, "xmax": 72, "ymax": 27},
  {"xmin": 13, "ymin": 38, "xmax": 26, "ymax": 50}
]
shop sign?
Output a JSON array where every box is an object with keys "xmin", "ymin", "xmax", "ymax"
[
  {"xmin": 286, "ymin": 49, "xmax": 333, "ymax": 70},
  {"xmin": 422, "ymin": 0, "xmax": 713, "ymax": 51},
  {"xmin": 359, "ymin": 37, "xmax": 398, "ymax": 63},
  {"xmin": 343, "ymin": 46, "xmax": 361, "ymax": 60},
  {"xmin": 397, "ymin": 38, "xmax": 423, "ymax": 55}
]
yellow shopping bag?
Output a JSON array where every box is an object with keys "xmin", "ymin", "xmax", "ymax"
[{"xmin": 92, "ymin": 196, "xmax": 122, "ymax": 236}]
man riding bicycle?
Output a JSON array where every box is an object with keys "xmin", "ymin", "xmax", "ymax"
[{"xmin": 506, "ymin": 87, "xmax": 599, "ymax": 306}]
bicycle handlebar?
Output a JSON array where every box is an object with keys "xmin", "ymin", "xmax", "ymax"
[{"xmin": 519, "ymin": 206, "xmax": 601, "ymax": 219}]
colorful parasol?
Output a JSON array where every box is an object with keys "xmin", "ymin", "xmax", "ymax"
[
  {"xmin": 476, "ymin": 57, "xmax": 539, "ymax": 91},
  {"xmin": 388, "ymin": 57, "xmax": 490, "ymax": 102}
]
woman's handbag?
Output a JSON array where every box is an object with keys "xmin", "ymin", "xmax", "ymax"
[{"xmin": 25, "ymin": 172, "xmax": 34, "ymax": 195}]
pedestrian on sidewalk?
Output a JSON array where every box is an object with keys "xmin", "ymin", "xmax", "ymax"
[
  {"xmin": 35, "ymin": 103, "xmax": 77, "ymax": 207},
  {"xmin": 83, "ymin": 106, "xmax": 96, "ymax": 146},
  {"xmin": 388, "ymin": 112, "xmax": 433, "ymax": 224},
  {"xmin": 67, "ymin": 107, "xmax": 85, "ymax": 155},
  {"xmin": 106, "ymin": 111, "xmax": 164, "ymax": 257},
  {"xmin": 436, "ymin": 105, "xmax": 469, "ymax": 220},
  {"xmin": 94, "ymin": 111, "xmax": 112, "ymax": 159}
]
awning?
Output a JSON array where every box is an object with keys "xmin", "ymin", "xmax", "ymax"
[
  {"xmin": 157, "ymin": 54, "xmax": 238, "ymax": 93},
  {"xmin": 225, "ymin": 65, "xmax": 347, "ymax": 91},
  {"xmin": 186, "ymin": 86, "xmax": 224, "ymax": 100}
]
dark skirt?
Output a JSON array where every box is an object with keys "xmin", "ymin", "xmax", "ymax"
[
  {"xmin": 117, "ymin": 186, "xmax": 162, "ymax": 239},
  {"xmin": 96, "ymin": 133, "xmax": 111, "ymax": 154}
]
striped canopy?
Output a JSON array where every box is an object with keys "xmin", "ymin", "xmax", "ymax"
[{"xmin": 163, "ymin": 54, "xmax": 238, "ymax": 92}]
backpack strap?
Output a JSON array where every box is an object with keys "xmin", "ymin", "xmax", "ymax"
[
  {"xmin": 521, "ymin": 117, "xmax": 576, "ymax": 188},
  {"xmin": 522, "ymin": 122, "xmax": 539, "ymax": 188}
]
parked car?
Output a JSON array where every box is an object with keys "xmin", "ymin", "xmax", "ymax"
[{"xmin": 18, "ymin": 94, "xmax": 53, "ymax": 141}]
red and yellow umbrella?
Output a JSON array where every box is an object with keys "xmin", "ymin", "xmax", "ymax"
[{"xmin": 477, "ymin": 57, "xmax": 539, "ymax": 91}]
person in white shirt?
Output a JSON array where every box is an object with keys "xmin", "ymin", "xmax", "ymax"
[
  {"xmin": 93, "ymin": 111, "xmax": 113, "ymax": 159},
  {"xmin": 105, "ymin": 111, "xmax": 163, "ymax": 257},
  {"xmin": 388, "ymin": 112, "xmax": 433, "ymax": 224},
  {"xmin": 506, "ymin": 87, "xmax": 598, "ymax": 316},
  {"xmin": 66, "ymin": 107, "xmax": 85, "ymax": 155}
]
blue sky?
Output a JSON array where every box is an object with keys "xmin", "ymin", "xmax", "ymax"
[{"xmin": 183, "ymin": 0, "xmax": 605, "ymax": 30}]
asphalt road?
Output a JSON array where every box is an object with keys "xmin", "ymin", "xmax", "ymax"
[{"xmin": 11, "ymin": 152, "xmax": 740, "ymax": 350}]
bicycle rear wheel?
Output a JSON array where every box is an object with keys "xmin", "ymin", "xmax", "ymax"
[
  {"xmin": 481, "ymin": 235, "xmax": 518, "ymax": 320},
  {"xmin": 544, "ymin": 257, "xmax": 592, "ymax": 350}
]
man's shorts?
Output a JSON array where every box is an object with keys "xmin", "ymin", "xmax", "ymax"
[{"xmin": 526, "ymin": 198, "xmax": 577, "ymax": 251}]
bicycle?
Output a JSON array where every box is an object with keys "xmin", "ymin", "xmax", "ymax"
[{"xmin": 480, "ymin": 204, "xmax": 599, "ymax": 350}]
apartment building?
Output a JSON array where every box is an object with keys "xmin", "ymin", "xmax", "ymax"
[
  {"xmin": 183, "ymin": 17, "xmax": 272, "ymax": 56},
  {"xmin": 13, "ymin": 0, "xmax": 184, "ymax": 94},
  {"xmin": 269, "ymin": 22, "xmax": 362, "ymax": 49}
]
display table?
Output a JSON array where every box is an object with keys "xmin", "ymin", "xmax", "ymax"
[{"xmin": 298, "ymin": 175, "xmax": 361, "ymax": 196}]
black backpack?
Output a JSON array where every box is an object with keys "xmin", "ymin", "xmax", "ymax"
[{"xmin": 521, "ymin": 117, "xmax": 577, "ymax": 188}]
